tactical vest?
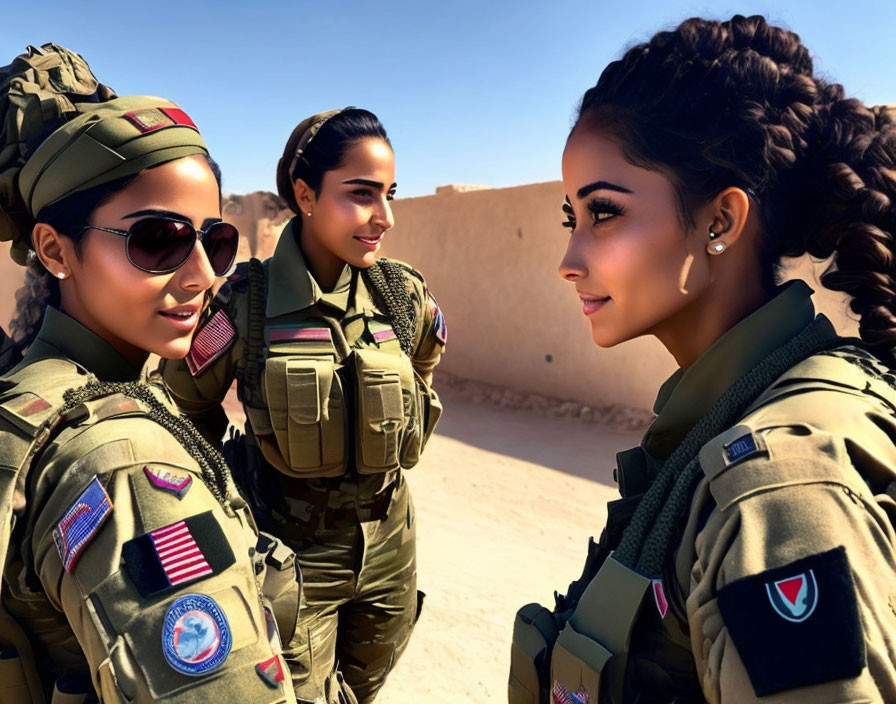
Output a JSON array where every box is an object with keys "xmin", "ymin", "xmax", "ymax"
[
  {"xmin": 238, "ymin": 258, "xmax": 434, "ymax": 480},
  {"xmin": 510, "ymin": 345, "xmax": 896, "ymax": 704}
]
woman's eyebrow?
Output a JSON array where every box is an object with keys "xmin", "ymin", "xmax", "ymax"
[
  {"xmin": 576, "ymin": 180, "xmax": 633, "ymax": 199},
  {"xmin": 121, "ymin": 208, "xmax": 193, "ymax": 223},
  {"xmin": 342, "ymin": 178, "xmax": 386, "ymax": 189}
]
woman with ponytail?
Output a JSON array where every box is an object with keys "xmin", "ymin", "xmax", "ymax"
[
  {"xmin": 161, "ymin": 109, "xmax": 445, "ymax": 703},
  {"xmin": 510, "ymin": 15, "xmax": 896, "ymax": 704},
  {"xmin": 0, "ymin": 44, "xmax": 301, "ymax": 703}
]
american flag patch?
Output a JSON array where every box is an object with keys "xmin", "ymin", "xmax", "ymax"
[
  {"xmin": 552, "ymin": 681, "xmax": 589, "ymax": 704},
  {"xmin": 151, "ymin": 520, "xmax": 214, "ymax": 586},
  {"xmin": 429, "ymin": 293, "xmax": 447, "ymax": 345},
  {"xmin": 186, "ymin": 309, "xmax": 237, "ymax": 376},
  {"xmin": 373, "ymin": 328, "xmax": 397, "ymax": 343},
  {"xmin": 54, "ymin": 476, "xmax": 113, "ymax": 572},
  {"xmin": 267, "ymin": 326, "xmax": 333, "ymax": 343},
  {"xmin": 255, "ymin": 655, "xmax": 286, "ymax": 688},
  {"xmin": 122, "ymin": 511, "xmax": 235, "ymax": 598}
]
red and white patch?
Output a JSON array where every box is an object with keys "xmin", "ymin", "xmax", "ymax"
[
  {"xmin": 652, "ymin": 578, "xmax": 668, "ymax": 619},
  {"xmin": 186, "ymin": 310, "xmax": 237, "ymax": 376},
  {"xmin": 150, "ymin": 520, "xmax": 214, "ymax": 586},
  {"xmin": 124, "ymin": 106, "xmax": 199, "ymax": 134},
  {"xmin": 255, "ymin": 655, "xmax": 286, "ymax": 688},
  {"xmin": 765, "ymin": 570, "xmax": 818, "ymax": 623}
]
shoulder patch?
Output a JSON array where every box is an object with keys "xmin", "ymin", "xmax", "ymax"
[
  {"xmin": 53, "ymin": 476, "xmax": 113, "ymax": 572},
  {"xmin": 122, "ymin": 510, "xmax": 235, "ymax": 597},
  {"xmin": 717, "ymin": 546, "xmax": 864, "ymax": 697},
  {"xmin": 143, "ymin": 465, "xmax": 193, "ymax": 499},
  {"xmin": 699, "ymin": 424, "xmax": 767, "ymax": 483},
  {"xmin": 256, "ymin": 655, "xmax": 287, "ymax": 688},
  {"xmin": 428, "ymin": 293, "xmax": 447, "ymax": 345},
  {"xmin": 162, "ymin": 593, "xmax": 232, "ymax": 675},
  {"xmin": 186, "ymin": 309, "xmax": 237, "ymax": 376}
]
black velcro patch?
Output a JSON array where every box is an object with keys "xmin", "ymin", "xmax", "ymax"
[
  {"xmin": 718, "ymin": 546, "xmax": 864, "ymax": 696},
  {"xmin": 122, "ymin": 511, "xmax": 235, "ymax": 598}
]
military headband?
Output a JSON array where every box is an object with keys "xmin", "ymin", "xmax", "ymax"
[
  {"xmin": 282, "ymin": 107, "xmax": 353, "ymax": 180},
  {"xmin": 19, "ymin": 95, "xmax": 208, "ymax": 219}
]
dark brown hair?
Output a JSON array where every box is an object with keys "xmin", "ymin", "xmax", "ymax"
[{"xmin": 573, "ymin": 15, "xmax": 896, "ymax": 347}]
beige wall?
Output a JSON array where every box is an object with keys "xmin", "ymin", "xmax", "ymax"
[
  {"xmin": 1, "ymin": 182, "xmax": 858, "ymax": 414},
  {"xmin": 378, "ymin": 181, "xmax": 858, "ymax": 412}
]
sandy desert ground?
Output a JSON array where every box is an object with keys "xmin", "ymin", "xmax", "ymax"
[
  {"xmin": 327, "ymin": 386, "xmax": 636, "ymax": 703},
  {"xmin": 223, "ymin": 381, "xmax": 639, "ymax": 703}
]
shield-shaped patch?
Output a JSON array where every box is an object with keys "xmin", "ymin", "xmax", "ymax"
[{"xmin": 766, "ymin": 570, "xmax": 818, "ymax": 622}]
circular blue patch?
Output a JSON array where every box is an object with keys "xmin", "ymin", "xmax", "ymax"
[{"xmin": 162, "ymin": 594, "xmax": 232, "ymax": 676}]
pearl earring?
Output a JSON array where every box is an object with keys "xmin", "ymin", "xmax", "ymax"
[
  {"xmin": 56, "ymin": 272, "xmax": 67, "ymax": 279},
  {"xmin": 306, "ymin": 211, "xmax": 312, "ymax": 217},
  {"xmin": 707, "ymin": 241, "xmax": 726, "ymax": 254}
]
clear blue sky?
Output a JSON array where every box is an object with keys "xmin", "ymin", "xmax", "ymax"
[{"xmin": 3, "ymin": 1, "xmax": 894, "ymax": 198}]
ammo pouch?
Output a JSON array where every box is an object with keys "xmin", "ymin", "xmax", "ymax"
[
  {"xmin": 254, "ymin": 353, "xmax": 347, "ymax": 478},
  {"xmin": 509, "ymin": 603, "xmax": 559, "ymax": 704},
  {"xmin": 353, "ymin": 348, "xmax": 417, "ymax": 474},
  {"xmin": 549, "ymin": 555, "xmax": 650, "ymax": 704}
]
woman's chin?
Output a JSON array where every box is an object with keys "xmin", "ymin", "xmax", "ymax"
[{"xmin": 154, "ymin": 337, "xmax": 193, "ymax": 360}]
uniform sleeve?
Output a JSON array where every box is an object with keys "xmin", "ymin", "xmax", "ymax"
[
  {"xmin": 30, "ymin": 418, "xmax": 295, "ymax": 703},
  {"xmin": 687, "ymin": 426, "xmax": 896, "ymax": 704},
  {"xmin": 404, "ymin": 267, "xmax": 445, "ymax": 386},
  {"xmin": 159, "ymin": 298, "xmax": 243, "ymax": 447}
]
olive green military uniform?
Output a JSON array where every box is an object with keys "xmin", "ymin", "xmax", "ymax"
[
  {"xmin": 0, "ymin": 307, "xmax": 299, "ymax": 704},
  {"xmin": 160, "ymin": 219, "xmax": 444, "ymax": 703},
  {"xmin": 511, "ymin": 281, "xmax": 896, "ymax": 703}
]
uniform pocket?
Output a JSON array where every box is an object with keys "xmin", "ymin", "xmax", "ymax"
[
  {"xmin": 264, "ymin": 356, "xmax": 346, "ymax": 477},
  {"xmin": 353, "ymin": 349, "xmax": 409, "ymax": 474},
  {"xmin": 550, "ymin": 621, "xmax": 610, "ymax": 704},
  {"xmin": 508, "ymin": 603, "xmax": 558, "ymax": 704}
]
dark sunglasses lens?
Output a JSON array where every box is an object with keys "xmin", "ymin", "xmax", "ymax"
[
  {"xmin": 128, "ymin": 219, "xmax": 195, "ymax": 273},
  {"xmin": 202, "ymin": 222, "xmax": 239, "ymax": 275}
]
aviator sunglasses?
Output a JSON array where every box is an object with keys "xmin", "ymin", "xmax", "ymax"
[{"xmin": 78, "ymin": 217, "xmax": 239, "ymax": 276}]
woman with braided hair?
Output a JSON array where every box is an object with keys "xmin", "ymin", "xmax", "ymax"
[
  {"xmin": 510, "ymin": 14, "xmax": 896, "ymax": 704},
  {"xmin": 161, "ymin": 108, "xmax": 445, "ymax": 703},
  {"xmin": 0, "ymin": 44, "xmax": 305, "ymax": 703}
]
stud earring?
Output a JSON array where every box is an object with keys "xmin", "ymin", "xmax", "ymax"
[
  {"xmin": 707, "ymin": 241, "xmax": 726, "ymax": 255},
  {"xmin": 56, "ymin": 271, "xmax": 67, "ymax": 279},
  {"xmin": 306, "ymin": 211, "xmax": 312, "ymax": 217},
  {"xmin": 707, "ymin": 224, "xmax": 722, "ymax": 240}
]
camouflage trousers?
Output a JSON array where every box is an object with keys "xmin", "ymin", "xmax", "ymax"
[{"xmin": 267, "ymin": 471, "xmax": 419, "ymax": 704}]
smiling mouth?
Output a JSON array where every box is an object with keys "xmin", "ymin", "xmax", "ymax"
[
  {"xmin": 579, "ymin": 294, "xmax": 611, "ymax": 315},
  {"xmin": 355, "ymin": 234, "xmax": 383, "ymax": 245}
]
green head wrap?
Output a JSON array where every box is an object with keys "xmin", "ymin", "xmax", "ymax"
[
  {"xmin": 0, "ymin": 44, "xmax": 208, "ymax": 265},
  {"xmin": 275, "ymin": 107, "xmax": 352, "ymax": 214}
]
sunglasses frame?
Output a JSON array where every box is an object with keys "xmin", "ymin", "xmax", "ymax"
[{"xmin": 78, "ymin": 216, "xmax": 239, "ymax": 276}]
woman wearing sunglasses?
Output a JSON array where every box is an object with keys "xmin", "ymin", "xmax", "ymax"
[
  {"xmin": 0, "ymin": 45, "xmax": 301, "ymax": 703},
  {"xmin": 509, "ymin": 15, "xmax": 896, "ymax": 704},
  {"xmin": 161, "ymin": 108, "xmax": 446, "ymax": 703}
]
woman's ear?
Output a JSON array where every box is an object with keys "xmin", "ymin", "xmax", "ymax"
[
  {"xmin": 292, "ymin": 178, "xmax": 316, "ymax": 216},
  {"xmin": 31, "ymin": 223, "xmax": 74, "ymax": 279},
  {"xmin": 707, "ymin": 187, "xmax": 751, "ymax": 248}
]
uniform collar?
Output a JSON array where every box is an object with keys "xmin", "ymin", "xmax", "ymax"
[
  {"xmin": 266, "ymin": 218, "xmax": 353, "ymax": 318},
  {"xmin": 24, "ymin": 306, "xmax": 143, "ymax": 381},
  {"xmin": 643, "ymin": 279, "xmax": 836, "ymax": 460}
]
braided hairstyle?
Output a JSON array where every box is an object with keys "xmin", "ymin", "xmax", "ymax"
[{"xmin": 573, "ymin": 14, "xmax": 896, "ymax": 349}]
